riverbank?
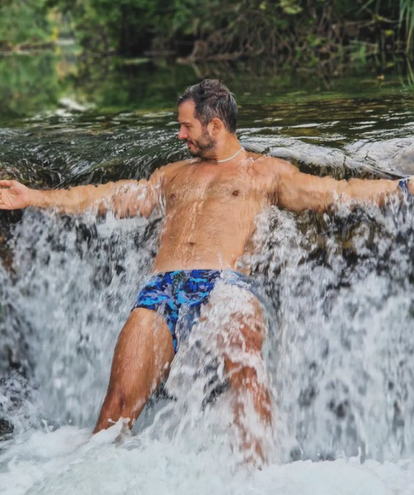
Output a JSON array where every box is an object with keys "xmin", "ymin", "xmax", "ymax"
[{"xmin": 1, "ymin": 1, "xmax": 413, "ymax": 64}]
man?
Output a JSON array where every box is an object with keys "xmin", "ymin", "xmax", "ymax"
[{"xmin": 0, "ymin": 79, "xmax": 411, "ymax": 463}]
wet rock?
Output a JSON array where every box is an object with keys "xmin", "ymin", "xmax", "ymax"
[
  {"xmin": 0, "ymin": 417, "xmax": 14, "ymax": 439},
  {"xmin": 345, "ymin": 138, "xmax": 414, "ymax": 177}
]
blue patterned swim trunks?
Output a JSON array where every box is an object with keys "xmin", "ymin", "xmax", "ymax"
[{"xmin": 133, "ymin": 269, "xmax": 253, "ymax": 352}]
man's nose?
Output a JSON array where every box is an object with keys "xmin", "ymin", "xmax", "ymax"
[{"xmin": 178, "ymin": 126, "xmax": 187, "ymax": 140}]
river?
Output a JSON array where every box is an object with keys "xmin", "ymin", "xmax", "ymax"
[{"xmin": 0, "ymin": 52, "xmax": 414, "ymax": 494}]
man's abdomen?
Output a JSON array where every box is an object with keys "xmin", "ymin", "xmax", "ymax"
[{"xmin": 153, "ymin": 210, "xmax": 256, "ymax": 273}]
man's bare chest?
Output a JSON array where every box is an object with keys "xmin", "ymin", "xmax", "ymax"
[{"xmin": 164, "ymin": 169, "xmax": 270, "ymax": 207}]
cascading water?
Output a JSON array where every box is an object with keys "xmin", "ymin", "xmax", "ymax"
[{"xmin": 1, "ymin": 63, "xmax": 414, "ymax": 494}]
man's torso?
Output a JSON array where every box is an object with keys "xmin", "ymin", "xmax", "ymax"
[{"xmin": 152, "ymin": 152, "xmax": 281, "ymax": 273}]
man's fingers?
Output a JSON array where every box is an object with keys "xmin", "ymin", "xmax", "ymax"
[{"xmin": 0, "ymin": 180, "xmax": 12, "ymax": 188}]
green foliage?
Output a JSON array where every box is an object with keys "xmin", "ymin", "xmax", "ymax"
[
  {"xmin": 1, "ymin": 0, "xmax": 414, "ymax": 60},
  {"xmin": 280, "ymin": 0, "xmax": 302, "ymax": 15},
  {"xmin": 399, "ymin": 0, "xmax": 414, "ymax": 52},
  {"xmin": 0, "ymin": 53, "xmax": 63, "ymax": 119},
  {"xmin": 47, "ymin": 0, "xmax": 175, "ymax": 54},
  {"xmin": 0, "ymin": 0, "xmax": 52, "ymax": 46}
]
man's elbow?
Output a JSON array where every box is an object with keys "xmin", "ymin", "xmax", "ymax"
[{"xmin": 111, "ymin": 180, "xmax": 156, "ymax": 219}]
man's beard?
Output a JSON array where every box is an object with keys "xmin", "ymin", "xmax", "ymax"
[{"xmin": 187, "ymin": 129, "xmax": 216, "ymax": 158}]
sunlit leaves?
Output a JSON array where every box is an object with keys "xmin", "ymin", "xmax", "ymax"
[{"xmin": 1, "ymin": 0, "xmax": 413, "ymax": 59}]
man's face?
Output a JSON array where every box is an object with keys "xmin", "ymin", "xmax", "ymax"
[{"xmin": 177, "ymin": 100, "xmax": 216, "ymax": 158}]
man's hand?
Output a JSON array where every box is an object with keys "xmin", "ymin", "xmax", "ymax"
[{"xmin": 0, "ymin": 180, "xmax": 32, "ymax": 210}]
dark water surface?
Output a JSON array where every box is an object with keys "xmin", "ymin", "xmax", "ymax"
[{"xmin": 1, "ymin": 52, "xmax": 414, "ymax": 187}]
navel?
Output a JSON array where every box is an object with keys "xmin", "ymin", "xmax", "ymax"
[{"xmin": 170, "ymin": 193, "xmax": 176, "ymax": 200}]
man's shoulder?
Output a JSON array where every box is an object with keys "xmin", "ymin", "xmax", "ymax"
[
  {"xmin": 159, "ymin": 159, "xmax": 191, "ymax": 174},
  {"xmin": 250, "ymin": 153, "xmax": 299, "ymax": 177},
  {"xmin": 150, "ymin": 160, "xmax": 190, "ymax": 182},
  {"xmin": 246, "ymin": 151, "xmax": 264, "ymax": 161},
  {"xmin": 270, "ymin": 156, "xmax": 298, "ymax": 174}
]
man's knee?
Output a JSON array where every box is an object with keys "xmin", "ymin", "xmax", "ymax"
[
  {"xmin": 223, "ymin": 314, "xmax": 268, "ymax": 387},
  {"xmin": 220, "ymin": 309, "xmax": 265, "ymax": 357},
  {"xmin": 238, "ymin": 314, "xmax": 265, "ymax": 350}
]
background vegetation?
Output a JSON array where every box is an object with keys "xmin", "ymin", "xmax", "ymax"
[
  {"xmin": 0, "ymin": 0, "xmax": 413, "ymax": 62},
  {"xmin": 0, "ymin": 0, "xmax": 53, "ymax": 49}
]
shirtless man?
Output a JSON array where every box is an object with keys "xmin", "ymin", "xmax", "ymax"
[{"xmin": 0, "ymin": 79, "xmax": 412, "ymax": 462}]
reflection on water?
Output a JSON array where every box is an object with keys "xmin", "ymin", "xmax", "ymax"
[
  {"xmin": 1, "ymin": 50, "xmax": 414, "ymax": 120},
  {"xmin": 1, "ymin": 53, "xmax": 414, "ymax": 494}
]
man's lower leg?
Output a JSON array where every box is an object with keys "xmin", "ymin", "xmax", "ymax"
[{"xmin": 225, "ymin": 356, "xmax": 273, "ymax": 464}]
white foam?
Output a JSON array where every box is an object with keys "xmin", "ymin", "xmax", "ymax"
[{"xmin": 1, "ymin": 425, "xmax": 413, "ymax": 495}]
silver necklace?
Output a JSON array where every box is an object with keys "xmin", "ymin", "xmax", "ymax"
[{"xmin": 215, "ymin": 147, "xmax": 244, "ymax": 163}]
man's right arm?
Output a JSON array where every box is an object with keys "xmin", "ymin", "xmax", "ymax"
[{"xmin": 0, "ymin": 171, "xmax": 163, "ymax": 218}]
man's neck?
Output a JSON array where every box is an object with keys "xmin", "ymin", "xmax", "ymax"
[{"xmin": 202, "ymin": 139, "xmax": 244, "ymax": 164}]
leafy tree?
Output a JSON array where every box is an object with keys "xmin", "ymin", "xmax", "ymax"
[
  {"xmin": 1, "ymin": 0, "xmax": 413, "ymax": 60},
  {"xmin": 0, "ymin": 0, "xmax": 52, "ymax": 47}
]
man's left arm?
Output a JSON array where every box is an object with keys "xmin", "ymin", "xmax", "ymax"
[{"xmin": 272, "ymin": 158, "xmax": 412, "ymax": 213}]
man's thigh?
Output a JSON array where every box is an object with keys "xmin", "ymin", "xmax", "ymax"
[
  {"xmin": 108, "ymin": 307, "xmax": 174, "ymax": 394},
  {"xmin": 198, "ymin": 282, "xmax": 267, "ymax": 358}
]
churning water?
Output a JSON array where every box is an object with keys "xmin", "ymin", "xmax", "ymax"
[{"xmin": 1, "ymin": 62, "xmax": 414, "ymax": 494}]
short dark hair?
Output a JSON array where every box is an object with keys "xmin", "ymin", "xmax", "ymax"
[{"xmin": 178, "ymin": 79, "xmax": 238, "ymax": 133}]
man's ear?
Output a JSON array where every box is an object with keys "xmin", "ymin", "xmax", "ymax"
[{"xmin": 210, "ymin": 117, "xmax": 224, "ymax": 135}]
